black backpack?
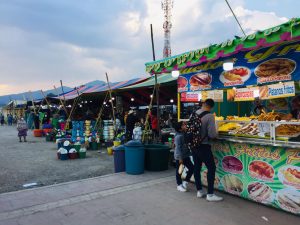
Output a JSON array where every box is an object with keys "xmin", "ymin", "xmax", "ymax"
[{"xmin": 186, "ymin": 111, "xmax": 210, "ymax": 151}]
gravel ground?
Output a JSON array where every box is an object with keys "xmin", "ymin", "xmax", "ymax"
[{"xmin": 0, "ymin": 125, "xmax": 114, "ymax": 193}]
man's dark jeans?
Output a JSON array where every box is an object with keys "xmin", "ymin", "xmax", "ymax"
[{"xmin": 192, "ymin": 144, "xmax": 216, "ymax": 194}]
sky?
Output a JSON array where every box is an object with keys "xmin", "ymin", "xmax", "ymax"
[{"xmin": 0, "ymin": 0, "xmax": 299, "ymax": 95}]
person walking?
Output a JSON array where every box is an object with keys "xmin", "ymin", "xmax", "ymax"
[
  {"xmin": 188, "ymin": 99, "xmax": 223, "ymax": 202},
  {"xmin": 17, "ymin": 118, "xmax": 28, "ymax": 142},
  {"xmin": 0, "ymin": 114, "xmax": 4, "ymax": 126},
  {"xmin": 173, "ymin": 121, "xmax": 194, "ymax": 192}
]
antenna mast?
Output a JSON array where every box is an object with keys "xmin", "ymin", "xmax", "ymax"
[{"xmin": 161, "ymin": 0, "xmax": 173, "ymax": 58}]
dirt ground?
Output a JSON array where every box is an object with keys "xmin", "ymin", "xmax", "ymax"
[{"xmin": 0, "ymin": 125, "xmax": 114, "ymax": 193}]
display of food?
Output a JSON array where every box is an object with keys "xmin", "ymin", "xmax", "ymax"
[
  {"xmin": 201, "ymin": 170, "xmax": 220, "ymax": 187},
  {"xmin": 255, "ymin": 58, "xmax": 296, "ymax": 77},
  {"xmin": 249, "ymin": 161, "xmax": 275, "ymax": 181},
  {"xmin": 226, "ymin": 116, "xmax": 253, "ymax": 121},
  {"xmin": 221, "ymin": 174, "xmax": 243, "ymax": 194},
  {"xmin": 276, "ymin": 124, "xmax": 300, "ymax": 137},
  {"xmin": 277, "ymin": 189, "xmax": 300, "ymax": 214},
  {"xmin": 222, "ymin": 156, "xmax": 243, "ymax": 173},
  {"xmin": 215, "ymin": 116, "xmax": 224, "ymax": 121},
  {"xmin": 178, "ymin": 76, "xmax": 188, "ymax": 88},
  {"xmin": 278, "ymin": 166, "xmax": 300, "ymax": 189},
  {"xmin": 233, "ymin": 123, "xmax": 259, "ymax": 136},
  {"xmin": 257, "ymin": 111, "xmax": 286, "ymax": 121},
  {"xmin": 189, "ymin": 72, "xmax": 212, "ymax": 86},
  {"xmin": 248, "ymin": 182, "xmax": 274, "ymax": 203},
  {"xmin": 222, "ymin": 67, "xmax": 249, "ymax": 81},
  {"xmin": 218, "ymin": 122, "xmax": 242, "ymax": 132}
]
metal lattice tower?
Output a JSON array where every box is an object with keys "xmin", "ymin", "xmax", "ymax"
[{"xmin": 161, "ymin": 0, "xmax": 173, "ymax": 58}]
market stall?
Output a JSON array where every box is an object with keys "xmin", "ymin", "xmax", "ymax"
[{"xmin": 145, "ymin": 19, "xmax": 300, "ymax": 215}]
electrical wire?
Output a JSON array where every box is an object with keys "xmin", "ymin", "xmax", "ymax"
[{"xmin": 224, "ymin": 0, "xmax": 247, "ymax": 37}]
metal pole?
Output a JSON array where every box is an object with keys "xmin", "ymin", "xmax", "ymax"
[{"xmin": 150, "ymin": 24, "xmax": 161, "ymax": 140}]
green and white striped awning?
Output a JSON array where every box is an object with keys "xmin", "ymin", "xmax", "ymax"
[{"xmin": 121, "ymin": 73, "xmax": 176, "ymax": 90}]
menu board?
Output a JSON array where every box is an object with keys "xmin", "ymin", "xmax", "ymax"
[
  {"xmin": 178, "ymin": 40, "xmax": 300, "ymax": 92},
  {"xmin": 260, "ymin": 81, "xmax": 295, "ymax": 100},
  {"xmin": 227, "ymin": 87, "xmax": 259, "ymax": 102},
  {"xmin": 207, "ymin": 142, "xmax": 300, "ymax": 215},
  {"xmin": 181, "ymin": 90, "xmax": 223, "ymax": 102}
]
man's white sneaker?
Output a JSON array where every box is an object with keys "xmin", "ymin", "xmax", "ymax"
[
  {"xmin": 197, "ymin": 190, "xmax": 206, "ymax": 198},
  {"xmin": 206, "ymin": 194, "xmax": 223, "ymax": 202},
  {"xmin": 177, "ymin": 185, "xmax": 187, "ymax": 192},
  {"xmin": 182, "ymin": 181, "xmax": 188, "ymax": 189}
]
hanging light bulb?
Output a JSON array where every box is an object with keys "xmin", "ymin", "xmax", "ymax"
[
  {"xmin": 170, "ymin": 99, "xmax": 174, "ymax": 103},
  {"xmin": 223, "ymin": 59, "xmax": 234, "ymax": 71},
  {"xmin": 131, "ymin": 98, "xmax": 134, "ymax": 102},
  {"xmin": 150, "ymin": 95, "xmax": 153, "ymax": 98},
  {"xmin": 171, "ymin": 70, "xmax": 180, "ymax": 78},
  {"xmin": 112, "ymin": 97, "xmax": 115, "ymax": 101}
]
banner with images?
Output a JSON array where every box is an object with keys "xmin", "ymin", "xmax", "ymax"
[
  {"xmin": 208, "ymin": 141, "xmax": 300, "ymax": 215},
  {"xmin": 178, "ymin": 40, "xmax": 300, "ymax": 92},
  {"xmin": 181, "ymin": 90, "xmax": 223, "ymax": 102}
]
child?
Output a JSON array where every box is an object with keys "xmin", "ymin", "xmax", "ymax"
[
  {"xmin": 173, "ymin": 121, "xmax": 194, "ymax": 192},
  {"xmin": 17, "ymin": 118, "xmax": 28, "ymax": 142}
]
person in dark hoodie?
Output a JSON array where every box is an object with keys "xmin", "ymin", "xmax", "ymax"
[
  {"xmin": 173, "ymin": 121, "xmax": 194, "ymax": 192},
  {"xmin": 125, "ymin": 110, "xmax": 138, "ymax": 141}
]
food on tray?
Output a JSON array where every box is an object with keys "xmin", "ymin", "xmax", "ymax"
[
  {"xmin": 248, "ymin": 182, "xmax": 273, "ymax": 201},
  {"xmin": 276, "ymin": 124, "xmax": 300, "ymax": 137},
  {"xmin": 177, "ymin": 76, "xmax": 188, "ymax": 88},
  {"xmin": 226, "ymin": 116, "xmax": 252, "ymax": 121},
  {"xmin": 190, "ymin": 72, "xmax": 212, "ymax": 87},
  {"xmin": 222, "ymin": 156, "xmax": 243, "ymax": 173},
  {"xmin": 201, "ymin": 170, "xmax": 220, "ymax": 187},
  {"xmin": 257, "ymin": 111, "xmax": 286, "ymax": 121},
  {"xmin": 222, "ymin": 175, "xmax": 243, "ymax": 194},
  {"xmin": 277, "ymin": 189, "xmax": 300, "ymax": 214},
  {"xmin": 255, "ymin": 58, "xmax": 296, "ymax": 77},
  {"xmin": 218, "ymin": 122, "xmax": 242, "ymax": 132},
  {"xmin": 223, "ymin": 67, "xmax": 249, "ymax": 81},
  {"xmin": 215, "ymin": 116, "xmax": 224, "ymax": 121},
  {"xmin": 279, "ymin": 166, "xmax": 300, "ymax": 188},
  {"xmin": 249, "ymin": 161, "xmax": 274, "ymax": 180},
  {"xmin": 233, "ymin": 123, "xmax": 259, "ymax": 136}
]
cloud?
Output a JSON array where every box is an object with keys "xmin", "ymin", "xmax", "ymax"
[
  {"xmin": 232, "ymin": 6, "xmax": 289, "ymax": 33},
  {"xmin": 0, "ymin": 0, "xmax": 294, "ymax": 96}
]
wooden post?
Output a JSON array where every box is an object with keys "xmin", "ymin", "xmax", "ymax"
[
  {"xmin": 53, "ymin": 85, "xmax": 68, "ymax": 116},
  {"xmin": 105, "ymin": 73, "xmax": 116, "ymax": 132}
]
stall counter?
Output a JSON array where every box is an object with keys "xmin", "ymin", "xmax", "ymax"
[{"xmin": 206, "ymin": 140, "xmax": 300, "ymax": 215}]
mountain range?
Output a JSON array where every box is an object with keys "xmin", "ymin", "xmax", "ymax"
[{"xmin": 0, "ymin": 80, "xmax": 107, "ymax": 106}]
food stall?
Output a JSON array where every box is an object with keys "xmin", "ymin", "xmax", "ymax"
[{"xmin": 145, "ymin": 19, "xmax": 300, "ymax": 215}]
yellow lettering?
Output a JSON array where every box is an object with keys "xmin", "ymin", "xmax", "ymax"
[
  {"xmin": 245, "ymin": 45, "xmax": 279, "ymax": 63},
  {"xmin": 278, "ymin": 44, "xmax": 300, "ymax": 56},
  {"xmin": 286, "ymin": 149, "xmax": 300, "ymax": 164}
]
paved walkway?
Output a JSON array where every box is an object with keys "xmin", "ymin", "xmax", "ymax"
[{"xmin": 0, "ymin": 170, "xmax": 298, "ymax": 225}]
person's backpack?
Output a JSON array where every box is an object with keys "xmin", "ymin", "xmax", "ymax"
[{"xmin": 186, "ymin": 111, "xmax": 210, "ymax": 151}]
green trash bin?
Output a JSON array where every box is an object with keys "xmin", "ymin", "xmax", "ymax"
[
  {"xmin": 124, "ymin": 141, "xmax": 145, "ymax": 175},
  {"xmin": 145, "ymin": 144, "xmax": 170, "ymax": 171},
  {"xmin": 90, "ymin": 142, "xmax": 98, "ymax": 150},
  {"xmin": 74, "ymin": 144, "xmax": 81, "ymax": 152}
]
